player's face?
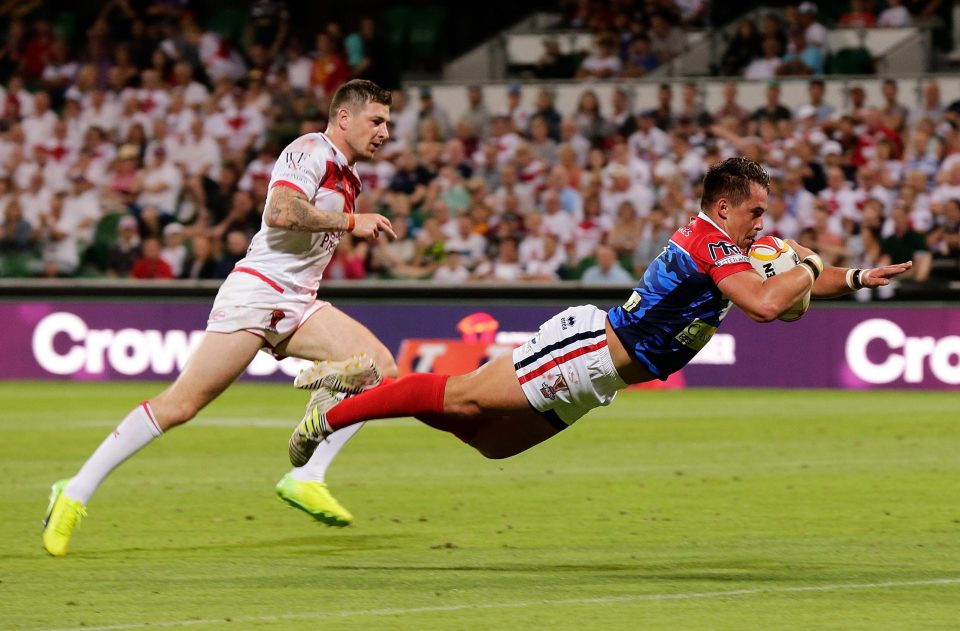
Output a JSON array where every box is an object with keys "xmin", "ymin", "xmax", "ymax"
[
  {"xmin": 347, "ymin": 102, "xmax": 390, "ymax": 161},
  {"xmin": 726, "ymin": 182, "xmax": 767, "ymax": 250}
]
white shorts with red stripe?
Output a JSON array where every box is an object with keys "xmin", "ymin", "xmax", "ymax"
[
  {"xmin": 513, "ymin": 304, "xmax": 626, "ymax": 427},
  {"xmin": 206, "ymin": 267, "xmax": 329, "ymax": 355}
]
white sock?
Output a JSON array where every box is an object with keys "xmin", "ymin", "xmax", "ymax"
[
  {"xmin": 65, "ymin": 403, "xmax": 163, "ymax": 505},
  {"xmin": 290, "ymin": 421, "xmax": 366, "ymax": 483}
]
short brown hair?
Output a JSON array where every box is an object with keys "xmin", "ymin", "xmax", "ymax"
[
  {"xmin": 700, "ymin": 157, "xmax": 769, "ymax": 210},
  {"xmin": 329, "ymin": 79, "xmax": 392, "ymax": 120}
]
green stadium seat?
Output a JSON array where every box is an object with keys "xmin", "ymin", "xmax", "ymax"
[
  {"xmin": 827, "ymin": 47, "xmax": 874, "ymax": 75},
  {"xmin": 408, "ymin": 6, "xmax": 447, "ymax": 61}
]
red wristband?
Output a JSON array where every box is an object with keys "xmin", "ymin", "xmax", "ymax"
[{"xmin": 346, "ymin": 214, "xmax": 355, "ymax": 232}]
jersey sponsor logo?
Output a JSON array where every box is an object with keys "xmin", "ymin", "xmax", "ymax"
[
  {"xmin": 707, "ymin": 241, "xmax": 742, "ymax": 261},
  {"xmin": 539, "ymin": 373, "xmax": 569, "ymax": 401},
  {"xmin": 622, "ymin": 290, "xmax": 641, "ymax": 312},
  {"xmin": 284, "ymin": 152, "xmax": 307, "ymax": 170},
  {"xmin": 674, "ymin": 318, "xmax": 718, "ymax": 352},
  {"xmin": 715, "ymin": 253, "xmax": 749, "ymax": 266}
]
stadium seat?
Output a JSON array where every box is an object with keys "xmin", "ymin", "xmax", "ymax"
[
  {"xmin": 827, "ymin": 48, "xmax": 875, "ymax": 75},
  {"xmin": 408, "ymin": 6, "xmax": 447, "ymax": 63},
  {"xmin": 82, "ymin": 213, "xmax": 126, "ymax": 271}
]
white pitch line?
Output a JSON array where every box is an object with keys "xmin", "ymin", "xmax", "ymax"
[{"xmin": 42, "ymin": 577, "xmax": 960, "ymax": 631}]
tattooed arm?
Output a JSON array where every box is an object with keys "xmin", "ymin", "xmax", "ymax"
[
  {"xmin": 264, "ymin": 185, "xmax": 350, "ymax": 232},
  {"xmin": 264, "ymin": 185, "xmax": 398, "ymax": 240}
]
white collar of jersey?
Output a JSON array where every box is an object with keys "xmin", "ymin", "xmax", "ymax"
[
  {"xmin": 697, "ymin": 211, "xmax": 734, "ymax": 241},
  {"xmin": 318, "ymin": 132, "xmax": 350, "ymax": 167}
]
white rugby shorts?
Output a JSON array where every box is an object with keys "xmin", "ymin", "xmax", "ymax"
[
  {"xmin": 206, "ymin": 267, "xmax": 329, "ymax": 355},
  {"xmin": 513, "ymin": 304, "xmax": 626, "ymax": 427}
]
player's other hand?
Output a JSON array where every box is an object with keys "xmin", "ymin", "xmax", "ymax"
[
  {"xmin": 861, "ymin": 261, "xmax": 913, "ymax": 287},
  {"xmin": 785, "ymin": 239, "xmax": 814, "ymax": 259},
  {"xmin": 352, "ymin": 214, "xmax": 397, "ymax": 241}
]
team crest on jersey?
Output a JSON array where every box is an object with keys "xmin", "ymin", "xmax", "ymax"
[{"xmin": 539, "ymin": 374, "xmax": 569, "ymax": 401}]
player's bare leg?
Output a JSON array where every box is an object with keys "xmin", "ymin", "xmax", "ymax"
[
  {"xmin": 273, "ymin": 305, "xmax": 398, "ymax": 525},
  {"xmin": 290, "ymin": 352, "xmax": 563, "ymax": 466},
  {"xmin": 440, "ymin": 353, "xmax": 561, "ymax": 459},
  {"xmin": 45, "ymin": 331, "xmax": 263, "ymax": 556}
]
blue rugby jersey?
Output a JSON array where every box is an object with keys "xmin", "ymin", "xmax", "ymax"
[{"xmin": 607, "ymin": 212, "xmax": 754, "ymax": 379}]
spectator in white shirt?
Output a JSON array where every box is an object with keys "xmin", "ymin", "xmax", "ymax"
[
  {"xmin": 576, "ymin": 34, "xmax": 622, "ymax": 79},
  {"xmin": 432, "ymin": 250, "xmax": 471, "ymax": 283},
  {"xmin": 138, "ymin": 146, "xmax": 183, "ymax": 216},
  {"xmin": 444, "ymin": 216, "xmax": 487, "ymax": 267},
  {"xmin": 22, "ymin": 91, "xmax": 58, "ymax": 152},
  {"xmin": 744, "ymin": 36, "xmax": 783, "ymax": 80}
]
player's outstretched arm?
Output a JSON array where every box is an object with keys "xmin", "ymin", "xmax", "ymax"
[
  {"xmin": 809, "ymin": 261, "xmax": 914, "ymax": 298},
  {"xmin": 786, "ymin": 239, "xmax": 914, "ymax": 298},
  {"xmin": 265, "ymin": 185, "xmax": 396, "ymax": 240}
]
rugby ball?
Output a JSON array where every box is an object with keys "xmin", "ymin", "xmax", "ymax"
[{"xmin": 748, "ymin": 236, "xmax": 810, "ymax": 322}]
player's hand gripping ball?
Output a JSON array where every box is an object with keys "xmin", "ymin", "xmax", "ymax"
[{"xmin": 748, "ymin": 236, "xmax": 810, "ymax": 322}]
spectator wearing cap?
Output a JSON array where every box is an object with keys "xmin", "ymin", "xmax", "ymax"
[
  {"xmin": 504, "ymin": 83, "xmax": 531, "ymax": 135},
  {"xmin": 576, "ymin": 34, "xmax": 622, "ymax": 79},
  {"xmin": 878, "ymin": 0, "xmax": 912, "ymax": 26},
  {"xmin": 160, "ymin": 222, "xmax": 187, "ymax": 277},
  {"xmin": 131, "ymin": 237, "xmax": 175, "ymax": 279},
  {"xmin": 744, "ymin": 36, "xmax": 783, "ymax": 80},
  {"xmin": 105, "ymin": 214, "xmax": 142, "ymax": 277},
  {"xmin": 797, "ymin": 2, "xmax": 828, "ymax": 51},
  {"xmin": 416, "ymin": 86, "xmax": 452, "ymax": 141},
  {"xmin": 778, "ymin": 27, "xmax": 824, "ymax": 76}
]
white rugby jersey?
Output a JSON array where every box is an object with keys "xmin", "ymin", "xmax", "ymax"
[{"xmin": 234, "ymin": 132, "xmax": 360, "ymax": 294}]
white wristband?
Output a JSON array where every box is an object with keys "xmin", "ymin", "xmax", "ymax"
[{"xmin": 799, "ymin": 261, "xmax": 816, "ymax": 284}]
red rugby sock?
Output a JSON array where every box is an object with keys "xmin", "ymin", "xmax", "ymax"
[{"xmin": 326, "ymin": 373, "xmax": 449, "ymax": 431}]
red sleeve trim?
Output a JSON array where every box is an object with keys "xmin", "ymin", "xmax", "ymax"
[{"xmin": 271, "ymin": 180, "xmax": 306, "ymax": 196}]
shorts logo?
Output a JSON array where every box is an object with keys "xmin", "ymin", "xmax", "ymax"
[
  {"xmin": 539, "ymin": 374, "xmax": 569, "ymax": 401},
  {"xmin": 210, "ymin": 310, "xmax": 226, "ymax": 321},
  {"xmin": 267, "ymin": 309, "xmax": 286, "ymax": 332},
  {"xmin": 560, "ymin": 315, "xmax": 576, "ymax": 330}
]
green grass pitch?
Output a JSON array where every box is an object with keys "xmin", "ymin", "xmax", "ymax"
[{"xmin": 1, "ymin": 381, "xmax": 959, "ymax": 630}]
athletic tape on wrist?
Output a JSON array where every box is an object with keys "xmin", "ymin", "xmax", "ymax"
[
  {"xmin": 845, "ymin": 268, "xmax": 856, "ymax": 290},
  {"xmin": 346, "ymin": 213, "xmax": 355, "ymax": 232},
  {"xmin": 854, "ymin": 269, "xmax": 865, "ymax": 289},
  {"xmin": 799, "ymin": 261, "xmax": 817, "ymax": 284}
]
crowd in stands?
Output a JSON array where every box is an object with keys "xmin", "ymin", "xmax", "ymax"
[{"xmin": 0, "ymin": 2, "xmax": 957, "ymax": 294}]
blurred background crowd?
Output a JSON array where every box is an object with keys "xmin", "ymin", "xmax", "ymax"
[{"xmin": 0, "ymin": 0, "xmax": 956, "ymax": 297}]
